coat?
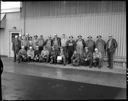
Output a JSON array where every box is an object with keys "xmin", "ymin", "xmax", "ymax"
[
  {"xmin": 106, "ymin": 38, "xmax": 118, "ymax": 53},
  {"xmin": 44, "ymin": 39, "xmax": 53, "ymax": 51},
  {"xmin": 52, "ymin": 37, "xmax": 61, "ymax": 49},
  {"xmin": 66, "ymin": 40, "xmax": 76, "ymax": 52},
  {"xmin": 38, "ymin": 38, "xmax": 44, "ymax": 47},
  {"xmin": 12, "ymin": 39, "xmax": 21, "ymax": 53},
  {"xmin": 85, "ymin": 40, "xmax": 95, "ymax": 52},
  {"xmin": 75, "ymin": 39, "xmax": 86, "ymax": 55},
  {"xmin": 95, "ymin": 39, "xmax": 106, "ymax": 56},
  {"xmin": 18, "ymin": 49, "xmax": 27, "ymax": 57}
]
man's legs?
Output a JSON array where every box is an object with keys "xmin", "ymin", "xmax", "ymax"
[
  {"xmin": 89, "ymin": 58, "xmax": 93, "ymax": 68},
  {"xmin": 107, "ymin": 50, "xmax": 112, "ymax": 68},
  {"xmin": 14, "ymin": 51, "xmax": 16, "ymax": 62},
  {"xmin": 109, "ymin": 52, "xmax": 114, "ymax": 68}
]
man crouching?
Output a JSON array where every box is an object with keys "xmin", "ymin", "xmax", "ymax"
[
  {"xmin": 27, "ymin": 46, "xmax": 34, "ymax": 62},
  {"xmin": 17, "ymin": 46, "xmax": 27, "ymax": 63},
  {"xmin": 57, "ymin": 47, "xmax": 66, "ymax": 66},
  {"xmin": 71, "ymin": 50, "xmax": 80, "ymax": 66},
  {"xmin": 93, "ymin": 48, "xmax": 102, "ymax": 68},
  {"xmin": 34, "ymin": 46, "xmax": 40, "ymax": 62},
  {"xmin": 39, "ymin": 46, "xmax": 49, "ymax": 62}
]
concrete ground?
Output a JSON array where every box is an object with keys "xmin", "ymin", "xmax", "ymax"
[
  {"xmin": 1, "ymin": 57, "xmax": 126, "ymax": 88},
  {"xmin": 1, "ymin": 57, "xmax": 127, "ymax": 100}
]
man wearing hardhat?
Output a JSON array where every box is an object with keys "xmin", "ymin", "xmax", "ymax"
[
  {"xmin": 106, "ymin": 34, "xmax": 118, "ymax": 69},
  {"xmin": 12, "ymin": 35, "xmax": 21, "ymax": 62}
]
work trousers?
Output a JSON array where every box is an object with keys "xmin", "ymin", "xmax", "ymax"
[
  {"xmin": 107, "ymin": 49, "xmax": 114, "ymax": 68},
  {"xmin": 67, "ymin": 47, "xmax": 74, "ymax": 64}
]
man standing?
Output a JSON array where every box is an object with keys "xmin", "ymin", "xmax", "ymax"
[
  {"xmin": 44, "ymin": 36, "xmax": 53, "ymax": 54},
  {"xmin": 12, "ymin": 35, "xmax": 21, "ymax": 62},
  {"xmin": 53, "ymin": 34, "xmax": 61, "ymax": 57},
  {"xmin": 106, "ymin": 34, "xmax": 118, "ymax": 69},
  {"xmin": 85, "ymin": 35, "xmax": 95, "ymax": 53},
  {"xmin": 66, "ymin": 36, "xmax": 76, "ymax": 64},
  {"xmin": 21, "ymin": 35, "xmax": 29, "ymax": 51},
  {"xmin": 33, "ymin": 35, "xmax": 39, "ymax": 50},
  {"xmin": 38, "ymin": 35, "xmax": 44, "ymax": 53},
  {"xmin": 61, "ymin": 34, "xmax": 68, "ymax": 63},
  {"xmin": 81, "ymin": 47, "xmax": 93, "ymax": 68},
  {"xmin": 95, "ymin": 35, "xmax": 106, "ymax": 67},
  {"xmin": 75, "ymin": 35, "xmax": 86, "ymax": 56}
]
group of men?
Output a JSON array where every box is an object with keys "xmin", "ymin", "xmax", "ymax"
[{"xmin": 12, "ymin": 33, "xmax": 117, "ymax": 69}]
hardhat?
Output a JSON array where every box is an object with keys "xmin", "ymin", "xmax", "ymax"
[
  {"xmin": 21, "ymin": 46, "xmax": 24, "ymax": 49},
  {"xmin": 95, "ymin": 48, "xmax": 98, "ymax": 51},
  {"xmin": 15, "ymin": 35, "xmax": 18, "ymax": 38}
]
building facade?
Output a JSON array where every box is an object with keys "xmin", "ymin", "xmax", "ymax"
[{"xmin": 0, "ymin": 1, "xmax": 126, "ymax": 61}]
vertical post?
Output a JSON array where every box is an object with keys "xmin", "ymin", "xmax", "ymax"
[{"xmin": 24, "ymin": 1, "xmax": 26, "ymax": 35}]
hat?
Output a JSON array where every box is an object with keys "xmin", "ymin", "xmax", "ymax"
[
  {"xmin": 21, "ymin": 46, "xmax": 24, "ymax": 49},
  {"xmin": 97, "ymin": 35, "xmax": 102, "ymax": 38},
  {"xmin": 108, "ymin": 34, "xmax": 112, "ymax": 37},
  {"xmin": 87, "ymin": 35, "xmax": 92, "ymax": 38},
  {"xmin": 15, "ymin": 35, "xmax": 18, "ymax": 38},
  {"xmin": 95, "ymin": 48, "xmax": 98, "ymax": 51},
  {"xmin": 54, "ymin": 34, "xmax": 57, "ymax": 36},
  {"xmin": 19, "ymin": 34, "xmax": 21, "ymax": 37},
  {"xmin": 29, "ymin": 46, "xmax": 32, "ymax": 49}
]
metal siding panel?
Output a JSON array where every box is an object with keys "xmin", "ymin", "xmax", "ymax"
[{"xmin": 24, "ymin": 1, "xmax": 126, "ymax": 58}]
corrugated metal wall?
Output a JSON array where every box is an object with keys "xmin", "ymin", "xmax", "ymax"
[{"xmin": 21, "ymin": 1, "xmax": 126, "ymax": 58}]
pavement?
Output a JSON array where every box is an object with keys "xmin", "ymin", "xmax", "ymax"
[
  {"xmin": 1, "ymin": 57, "xmax": 127, "ymax": 100},
  {"xmin": 1, "ymin": 57, "xmax": 126, "ymax": 88}
]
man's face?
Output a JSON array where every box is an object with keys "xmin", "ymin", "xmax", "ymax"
[
  {"xmin": 98, "ymin": 36, "xmax": 101, "ymax": 40},
  {"xmin": 49, "ymin": 37, "xmax": 51, "ymax": 40},
  {"xmin": 36, "ymin": 47, "xmax": 39, "ymax": 50},
  {"xmin": 62, "ymin": 34, "xmax": 65, "ymax": 38},
  {"xmin": 52, "ymin": 47, "xmax": 55, "ymax": 50},
  {"xmin": 69, "ymin": 36, "xmax": 73, "ymax": 40},
  {"xmin": 109, "ymin": 36, "xmax": 112, "ymax": 40},
  {"xmin": 54, "ymin": 35, "xmax": 57, "ymax": 38},
  {"xmin": 88, "ymin": 37, "xmax": 92, "ymax": 40},
  {"xmin": 79, "ymin": 36, "xmax": 82, "ymax": 40}
]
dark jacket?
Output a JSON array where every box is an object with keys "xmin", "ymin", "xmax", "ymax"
[
  {"xmin": 12, "ymin": 39, "xmax": 21, "ymax": 53},
  {"xmin": 75, "ymin": 39, "xmax": 86, "ymax": 48},
  {"xmin": 66, "ymin": 40, "xmax": 76, "ymax": 51},
  {"xmin": 95, "ymin": 39, "xmax": 106, "ymax": 55},
  {"xmin": 44, "ymin": 39, "xmax": 53, "ymax": 46},
  {"xmin": 106, "ymin": 38, "xmax": 118, "ymax": 53},
  {"xmin": 85, "ymin": 40, "xmax": 95, "ymax": 52},
  {"xmin": 52, "ymin": 37, "xmax": 61, "ymax": 47}
]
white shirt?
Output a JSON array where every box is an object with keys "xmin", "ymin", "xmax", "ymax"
[{"xmin": 61, "ymin": 38, "xmax": 67, "ymax": 47}]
